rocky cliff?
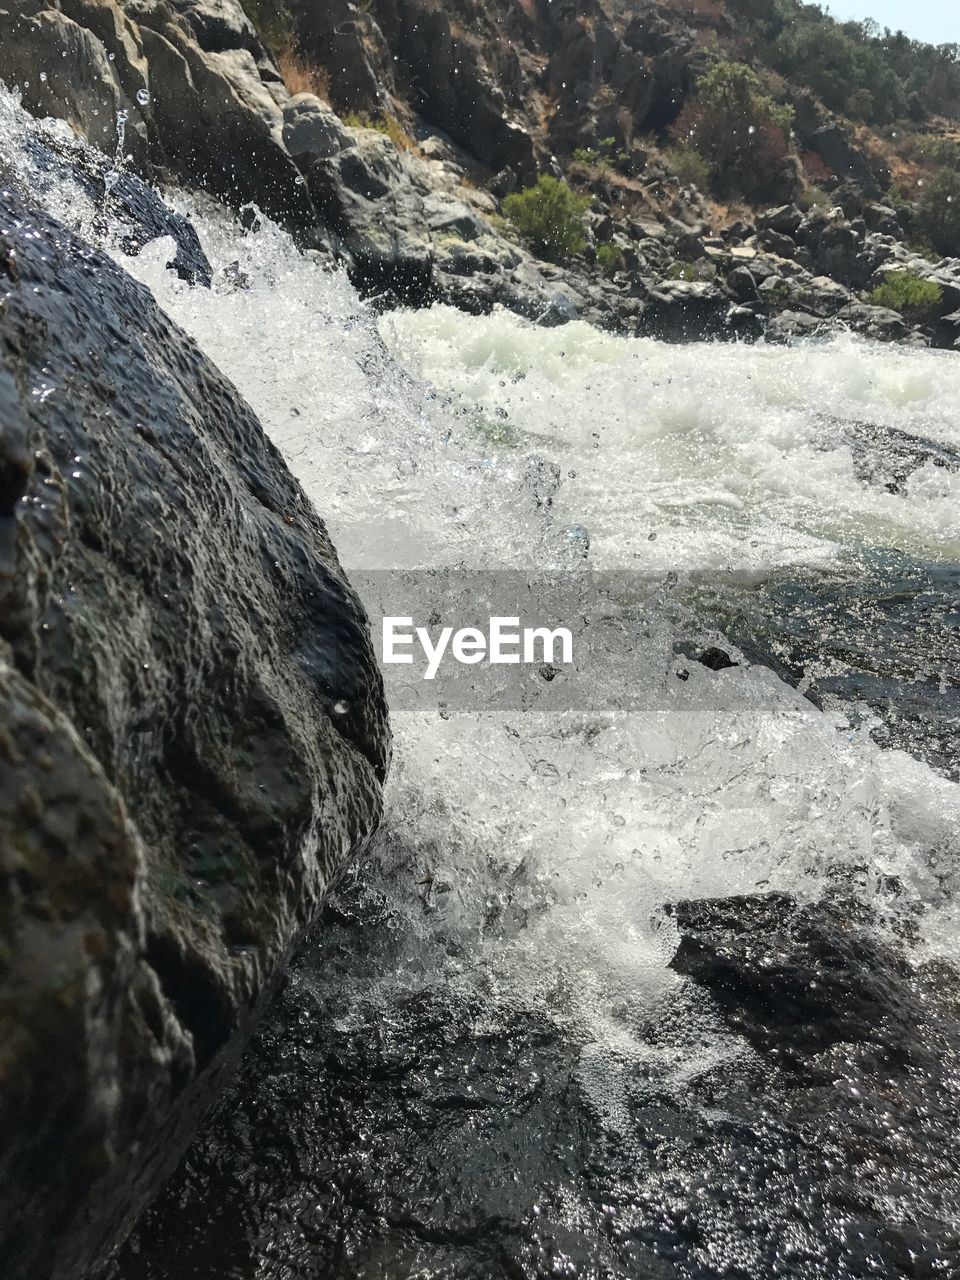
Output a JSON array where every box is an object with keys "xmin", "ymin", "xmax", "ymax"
[
  {"xmin": 0, "ymin": 126, "xmax": 388, "ymax": 1279},
  {"xmin": 4, "ymin": 0, "xmax": 960, "ymax": 346}
]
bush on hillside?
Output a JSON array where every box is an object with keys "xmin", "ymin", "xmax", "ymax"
[
  {"xmin": 596, "ymin": 242, "xmax": 624, "ymax": 274},
  {"xmin": 915, "ymin": 168, "xmax": 960, "ymax": 256},
  {"xmin": 662, "ymin": 144, "xmax": 712, "ymax": 191},
  {"xmin": 502, "ymin": 176, "xmax": 590, "ymax": 261},
  {"xmin": 670, "ymin": 61, "xmax": 795, "ymax": 203},
  {"xmin": 868, "ymin": 271, "xmax": 943, "ymax": 317},
  {"xmin": 847, "ymin": 87, "xmax": 874, "ymax": 121}
]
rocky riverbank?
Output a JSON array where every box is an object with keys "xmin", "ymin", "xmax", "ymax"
[{"xmin": 2, "ymin": 0, "xmax": 960, "ymax": 347}]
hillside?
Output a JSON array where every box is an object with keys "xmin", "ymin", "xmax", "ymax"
[
  {"xmin": 250, "ymin": 0, "xmax": 960, "ymax": 244},
  {"xmin": 3, "ymin": 0, "xmax": 960, "ymax": 346}
]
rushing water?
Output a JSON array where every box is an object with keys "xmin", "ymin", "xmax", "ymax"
[{"xmin": 4, "ymin": 91, "xmax": 960, "ymax": 1279}]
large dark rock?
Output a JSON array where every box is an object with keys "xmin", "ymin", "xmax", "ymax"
[
  {"xmin": 669, "ymin": 892, "xmax": 919, "ymax": 1067},
  {"xmin": 1, "ymin": 109, "xmax": 212, "ymax": 286},
  {"xmin": 807, "ymin": 123, "xmax": 884, "ymax": 197},
  {"xmin": 0, "ymin": 184, "xmax": 388, "ymax": 1280},
  {"xmin": 639, "ymin": 280, "xmax": 740, "ymax": 342}
]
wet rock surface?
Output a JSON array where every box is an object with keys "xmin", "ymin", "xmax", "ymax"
[
  {"xmin": 669, "ymin": 893, "xmax": 920, "ymax": 1067},
  {"xmin": 0, "ymin": 185, "xmax": 388, "ymax": 1279},
  {"xmin": 107, "ymin": 864, "xmax": 960, "ymax": 1280},
  {"xmin": 687, "ymin": 548, "xmax": 960, "ymax": 784}
]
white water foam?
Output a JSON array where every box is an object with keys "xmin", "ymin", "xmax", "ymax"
[
  {"xmin": 4, "ymin": 82, "xmax": 959, "ymax": 1132},
  {"xmin": 115, "ymin": 201, "xmax": 960, "ymax": 1019}
]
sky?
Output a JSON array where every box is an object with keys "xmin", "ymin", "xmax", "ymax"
[{"xmin": 825, "ymin": 1, "xmax": 960, "ymax": 45}]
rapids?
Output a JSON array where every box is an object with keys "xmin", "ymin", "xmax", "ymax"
[
  {"xmin": 3, "ymin": 89, "xmax": 959, "ymax": 1279},
  {"xmin": 116, "ymin": 198, "xmax": 960, "ymax": 1280}
]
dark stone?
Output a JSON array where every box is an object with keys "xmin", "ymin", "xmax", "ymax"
[
  {"xmin": 758, "ymin": 227, "xmax": 798, "ymax": 258},
  {"xmin": 697, "ymin": 646, "xmax": 738, "ymax": 670},
  {"xmin": 826, "ymin": 417, "xmax": 960, "ymax": 495},
  {"xmin": 758, "ymin": 203, "xmax": 802, "ymax": 236},
  {"xmin": 836, "ymin": 301, "xmax": 909, "ymax": 344},
  {"xmin": 726, "ymin": 264, "xmax": 760, "ymax": 302},
  {"xmin": 0, "ymin": 183, "xmax": 387, "ymax": 1280},
  {"xmin": 807, "ymin": 124, "xmax": 884, "ymax": 197},
  {"xmin": 639, "ymin": 280, "xmax": 734, "ymax": 342},
  {"xmin": 669, "ymin": 893, "xmax": 919, "ymax": 1067},
  {"xmin": 4, "ymin": 119, "xmax": 212, "ymax": 286}
]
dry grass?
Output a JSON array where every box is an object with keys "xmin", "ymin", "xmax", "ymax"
[
  {"xmin": 800, "ymin": 148, "xmax": 834, "ymax": 183},
  {"xmin": 277, "ymin": 49, "xmax": 330, "ymax": 101}
]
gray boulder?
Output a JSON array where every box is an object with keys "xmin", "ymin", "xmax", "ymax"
[
  {"xmin": 0, "ymin": 5, "xmax": 148, "ymax": 163},
  {"xmin": 639, "ymin": 280, "xmax": 733, "ymax": 342},
  {"xmin": 758, "ymin": 203, "xmax": 803, "ymax": 236},
  {"xmin": 0, "ymin": 184, "xmax": 388, "ymax": 1280},
  {"xmin": 836, "ymin": 301, "xmax": 910, "ymax": 343},
  {"xmin": 282, "ymin": 92, "xmax": 349, "ymax": 164}
]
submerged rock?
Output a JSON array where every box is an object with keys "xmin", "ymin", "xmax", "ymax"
[
  {"xmin": 0, "ymin": 184, "xmax": 388, "ymax": 1279},
  {"xmin": 668, "ymin": 892, "xmax": 919, "ymax": 1067}
]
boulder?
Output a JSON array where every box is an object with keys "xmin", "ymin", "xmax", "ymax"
[
  {"xmin": 726, "ymin": 264, "xmax": 760, "ymax": 303},
  {"xmin": 862, "ymin": 201, "xmax": 901, "ymax": 237},
  {"xmin": 0, "ymin": 6, "xmax": 144, "ymax": 161},
  {"xmin": 2, "ymin": 94, "xmax": 212, "ymax": 285},
  {"xmin": 757, "ymin": 203, "xmax": 802, "ymax": 236},
  {"xmin": 836, "ymin": 301, "xmax": 909, "ymax": 343},
  {"xmin": 0, "ymin": 184, "xmax": 388, "ymax": 1280},
  {"xmin": 758, "ymin": 227, "xmax": 798, "ymax": 258},
  {"xmin": 0, "ymin": 0, "xmax": 326, "ymax": 239},
  {"xmin": 669, "ymin": 893, "xmax": 919, "ymax": 1067},
  {"xmin": 766, "ymin": 309, "xmax": 826, "ymax": 341},
  {"xmin": 282, "ymin": 92, "xmax": 349, "ymax": 164},
  {"xmin": 639, "ymin": 280, "xmax": 735, "ymax": 342},
  {"xmin": 167, "ymin": 0, "xmax": 261, "ymax": 54}
]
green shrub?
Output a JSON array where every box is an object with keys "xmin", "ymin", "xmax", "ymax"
[
  {"xmin": 847, "ymin": 87, "xmax": 874, "ymax": 121},
  {"xmin": 502, "ymin": 176, "xmax": 590, "ymax": 261},
  {"xmin": 662, "ymin": 144, "xmax": 712, "ymax": 191},
  {"xmin": 868, "ymin": 271, "xmax": 943, "ymax": 317},
  {"xmin": 667, "ymin": 261, "xmax": 700, "ymax": 281},
  {"xmin": 915, "ymin": 167, "xmax": 960, "ymax": 256},
  {"xmin": 928, "ymin": 137, "xmax": 960, "ymax": 169},
  {"xmin": 670, "ymin": 61, "xmax": 795, "ymax": 202},
  {"xmin": 596, "ymin": 242, "xmax": 624, "ymax": 273},
  {"xmin": 573, "ymin": 137, "xmax": 630, "ymax": 172}
]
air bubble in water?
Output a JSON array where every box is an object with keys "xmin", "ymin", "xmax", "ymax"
[{"xmin": 137, "ymin": 88, "xmax": 151, "ymax": 106}]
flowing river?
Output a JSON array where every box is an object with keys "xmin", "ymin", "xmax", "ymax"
[{"xmin": 6, "ymin": 92, "xmax": 960, "ymax": 1279}]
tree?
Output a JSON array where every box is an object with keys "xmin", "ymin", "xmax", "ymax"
[
  {"xmin": 670, "ymin": 61, "xmax": 796, "ymax": 202},
  {"xmin": 847, "ymin": 87, "xmax": 874, "ymax": 121},
  {"xmin": 915, "ymin": 168, "xmax": 960, "ymax": 257}
]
